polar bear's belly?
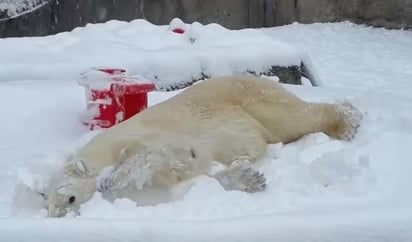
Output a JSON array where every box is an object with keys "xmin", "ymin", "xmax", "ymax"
[{"xmin": 189, "ymin": 114, "xmax": 268, "ymax": 166}]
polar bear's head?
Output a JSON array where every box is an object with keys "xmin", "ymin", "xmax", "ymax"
[{"xmin": 46, "ymin": 160, "xmax": 97, "ymax": 217}]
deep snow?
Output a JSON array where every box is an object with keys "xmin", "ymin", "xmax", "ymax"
[{"xmin": 0, "ymin": 20, "xmax": 412, "ymax": 241}]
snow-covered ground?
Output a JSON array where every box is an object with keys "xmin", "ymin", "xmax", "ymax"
[{"xmin": 0, "ymin": 20, "xmax": 412, "ymax": 241}]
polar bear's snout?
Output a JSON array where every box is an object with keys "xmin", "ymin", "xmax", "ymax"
[
  {"xmin": 47, "ymin": 185, "xmax": 78, "ymax": 217},
  {"xmin": 48, "ymin": 203, "xmax": 71, "ymax": 218},
  {"xmin": 46, "ymin": 177, "xmax": 97, "ymax": 217}
]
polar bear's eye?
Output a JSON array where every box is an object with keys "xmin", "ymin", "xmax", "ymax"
[
  {"xmin": 68, "ymin": 196, "xmax": 76, "ymax": 204},
  {"xmin": 39, "ymin": 192, "xmax": 48, "ymax": 200},
  {"xmin": 190, "ymin": 149, "xmax": 196, "ymax": 159}
]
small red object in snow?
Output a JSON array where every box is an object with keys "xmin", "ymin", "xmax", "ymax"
[
  {"xmin": 172, "ymin": 28, "xmax": 185, "ymax": 34},
  {"xmin": 78, "ymin": 68, "xmax": 155, "ymax": 130},
  {"xmin": 97, "ymin": 68, "xmax": 126, "ymax": 75}
]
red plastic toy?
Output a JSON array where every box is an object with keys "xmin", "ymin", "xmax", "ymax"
[
  {"xmin": 171, "ymin": 28, "xmax": 185, "ymax": 34},
  {"xmin": 78, "ymin": 68, "xmax": 156, "ymax": 130}
]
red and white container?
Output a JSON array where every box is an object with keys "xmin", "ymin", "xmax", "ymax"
[{"xmin": 77, "ymin": 67, "xmax": 155, "ymax": 130}]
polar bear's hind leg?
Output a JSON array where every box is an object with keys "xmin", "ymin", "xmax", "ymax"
[
  {"xmin": 329, "ymin": 102, "xmax": 363, "ymax": 141},
  {"xmin": 243, "ymin": 98, "xmax": 362, "ymax": 143}
]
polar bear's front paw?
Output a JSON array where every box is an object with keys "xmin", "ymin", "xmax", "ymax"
[
  {"xmin": 213, "ymin": 164, "xmax": 267, "ymax": 193},
  {"xmin": 99, "ymin": 170, "xmax": 130, "ymax": 191},
  {"xmin": 99, "ymin": 176, "xmax": 115, "ymax": 191},
  {"xmin": 335, "ymin": 102, "xmax": 363, "ymax": 141},
  {"xmin": 240, "ymin": 167, "xmax": 267, "ymax": 193}
]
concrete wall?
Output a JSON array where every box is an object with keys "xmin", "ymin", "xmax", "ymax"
[
  {"xmin": 0, "ymin": 0, "xmax": 256, "ymax": 37},
  {"xmin": 1, "ymin": 0, "xmax": 411, "ymax": 38},
  {"xmin": 274, "ymin": 0, "xmax": 412, "ymax": 29}
]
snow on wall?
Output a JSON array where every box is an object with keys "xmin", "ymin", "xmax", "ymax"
[{"xmin": 0, "ymin": 0, "xmax": 46, "ymax": 19}]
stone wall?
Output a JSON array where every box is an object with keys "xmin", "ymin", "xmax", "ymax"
[{"xmin": 1, "ymin": 0, "xmax": 411, "ymax": 38}]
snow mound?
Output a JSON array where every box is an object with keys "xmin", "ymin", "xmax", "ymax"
[{"xmin": 0, "ymin": 18, "xmax": 303, "ymax": 88}]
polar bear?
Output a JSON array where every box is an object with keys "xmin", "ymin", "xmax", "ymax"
[{"xmin": 45, "ymin": 75, "xmax": 362, "ymax": 217}]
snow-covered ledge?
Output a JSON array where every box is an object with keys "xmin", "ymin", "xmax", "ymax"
[{"xmin": 0, "ymin": 19, "xmax": 321, "ymax": 88}]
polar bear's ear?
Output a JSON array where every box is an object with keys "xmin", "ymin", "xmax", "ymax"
[
  {"xmin": 119, "ymin": 146, "xmax": 130, "ymax": 160},
  {"xmin": 74, "ymin": 159, "xmax": 89, "ymax": 175}
]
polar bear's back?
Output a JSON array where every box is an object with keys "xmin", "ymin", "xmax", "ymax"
[
  {"xmin": 120, "ymin": 75, "xmax": 303, "ymax": 134},
  {"xmin": 176, "ymin": 75, "xmax": 297, "ymax": 106}
]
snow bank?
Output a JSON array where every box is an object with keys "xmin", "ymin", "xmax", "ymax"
[{"xmin": 0, "ymin": 18, "xmax": 303, "ymax": 87}]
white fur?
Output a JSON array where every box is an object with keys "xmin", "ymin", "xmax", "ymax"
[{"xmin": 45, "ymin": 75, "xmax": 362, "ymax": 217}]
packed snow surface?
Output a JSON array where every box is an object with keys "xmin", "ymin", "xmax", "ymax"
[{"xmin": 0, "ymin": 20, "xmax": 412, "ymax": 241}]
